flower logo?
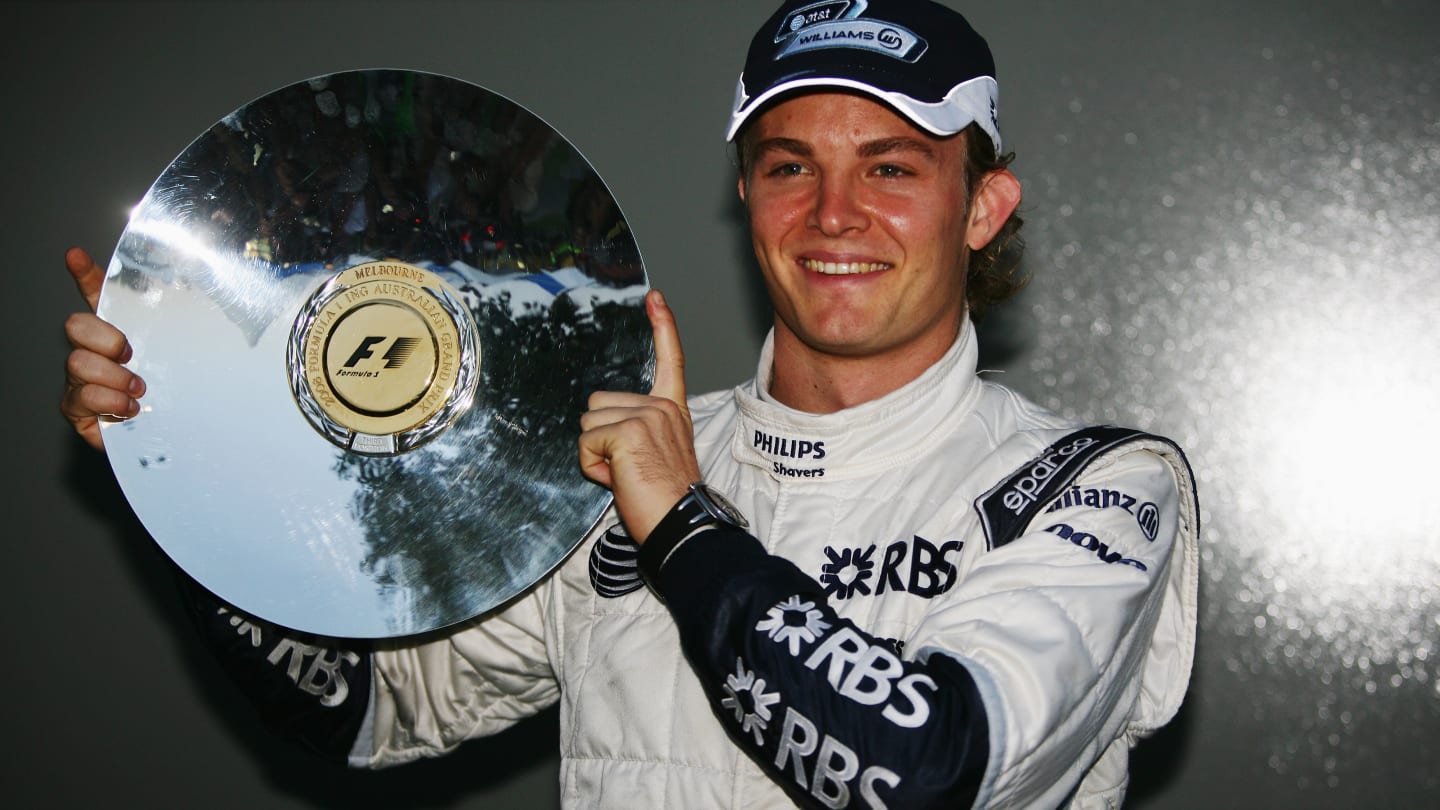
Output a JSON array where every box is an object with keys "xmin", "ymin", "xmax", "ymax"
[
  {"xmin": 819, "ymin": 544, "xmax": 876, "ymax": 599},
  {"xmin": 756, "ymin": 595, "xmax": 831, "ymax": 655},
  {"xmin": 720, "ymin": 657, "xmax": 782, "ymax": 745}
]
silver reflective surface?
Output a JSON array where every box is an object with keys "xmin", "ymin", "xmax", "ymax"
[
  {"xmin": 13, "ymin": 1, "xmax": 1440, "ymax": 806},
  {"xmin": 979, "ymin": 3, "xmax": 1440, "ymax": 800},
  {"xmin": 98, "ymin": 70, "xmax": 651, "ymax": 639}
]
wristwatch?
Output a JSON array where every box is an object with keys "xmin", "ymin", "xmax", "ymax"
[
  {"xmin": 684, "ymin": 481, "xmax": 750, "ymax": 530},
  {"xmin": 639, "ymin": 482, "xmax": 749, "ymax": 584}
]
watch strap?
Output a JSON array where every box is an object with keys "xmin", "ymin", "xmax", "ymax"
[{"xmin": 639, "ymin": 489, "xmax": 719, "ymax": 584}]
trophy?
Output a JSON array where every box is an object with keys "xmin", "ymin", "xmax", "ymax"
[{"xmin": 99, "ymin": 70, "xmax": 653, "ymax": 638}]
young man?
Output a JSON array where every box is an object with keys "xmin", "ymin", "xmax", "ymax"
[{"xmin": 62, "ymin": 1, "xmax": 1197, "ymax": 807}]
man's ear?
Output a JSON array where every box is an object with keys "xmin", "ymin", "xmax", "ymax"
[
  {"xmin": 737, "ymin": 173, "xmax": 748, "ymax": 204},
  {"xmin": 965, "ymin": 169, "xmax": 1022, "ymax": 251}
]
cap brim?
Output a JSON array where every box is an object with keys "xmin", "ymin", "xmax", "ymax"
[{"xmin": 726, "ymin": 74, "xmax": 1000, "ymax": 152}]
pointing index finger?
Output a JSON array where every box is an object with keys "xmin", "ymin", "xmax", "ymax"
[{"xmin": 646, "ymin": 289, "xmax": 687, "ymax": 409}]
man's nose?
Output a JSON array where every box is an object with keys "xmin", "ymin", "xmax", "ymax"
[{"xmin": 808, "ymin": 174, "xmax": 868, "ymax": 236}]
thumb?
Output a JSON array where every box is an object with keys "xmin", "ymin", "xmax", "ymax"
[
  {"xmin": 66, "ymin": 247, "xmax": 105, "ymax": 313},
  {"xmin": 646, "ymin": 289, "xmax": 687, "ymax": 410}
]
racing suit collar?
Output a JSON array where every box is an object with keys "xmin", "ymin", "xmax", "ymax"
[{"xmin": 734, "ymin": 317, "xmax": 983, "ymax": 480}]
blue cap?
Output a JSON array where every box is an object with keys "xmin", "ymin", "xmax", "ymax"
[{"xmin": 727, "ymin": 0, "xmax": 1001, "ymax": 152}]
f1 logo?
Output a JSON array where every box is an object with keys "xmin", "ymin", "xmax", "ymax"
[{"xmin": 342, "ymin": 336, "xmax": 422, "ymax": 369}]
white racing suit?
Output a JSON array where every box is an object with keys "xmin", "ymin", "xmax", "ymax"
[{"xmin": 198, "ymin": 318, "xmax": 1198, "ymax": 808}]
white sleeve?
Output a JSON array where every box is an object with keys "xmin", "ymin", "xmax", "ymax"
[
  {"xmin": 910, "ymin": 442, "xmax": 1199, "ymax": 808},
  {"xmin": 355, "ymin": 579, "xmax": 560, "ymax": 768}
]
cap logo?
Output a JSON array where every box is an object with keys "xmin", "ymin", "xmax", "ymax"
[
  {"xmin": 772, "ymin": 1, "xmax": 927, "ymax": 63},
  {"xmin": 776, "ymin": 1, "xmax": 857, "ymax": 41}
]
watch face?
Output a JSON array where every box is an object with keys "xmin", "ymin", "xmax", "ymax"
[{"xmin": 694, "ymin": 483, "xmax": 750, "ymax": 530}]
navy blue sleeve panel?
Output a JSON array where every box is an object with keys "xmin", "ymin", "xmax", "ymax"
[
  {"xmin": 645, "ymin": 527, "xmax": 988, "ymax": 810},
  {"xmin": 176, "ymin": 575, "xmax": 372, "ymax": 763}
]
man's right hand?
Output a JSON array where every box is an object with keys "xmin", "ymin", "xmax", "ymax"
[{"xmin": 61, "ymin": 247, "xmax": 144, "ymax": 451}]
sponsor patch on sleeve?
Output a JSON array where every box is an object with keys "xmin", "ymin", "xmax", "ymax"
[{"xmin": 974, "ymin": 426, "xmax": 1155, "ymax": 551}]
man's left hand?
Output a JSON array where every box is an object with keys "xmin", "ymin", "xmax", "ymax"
[{"xmin": 578, "ymin": 289, "xmax": 701, "ymax": 544}]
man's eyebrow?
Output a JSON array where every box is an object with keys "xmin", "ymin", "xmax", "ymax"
[
  {"xmin": 857, "ymin": 136, "xmax": 936, "ymax": 159},
  {"xmin": 752, "ymin": 137, "xmax": 813, "ymax": 159},
  {"xmin": 750, "ymin": 135, "xmax": 936, "ymax": 162}
]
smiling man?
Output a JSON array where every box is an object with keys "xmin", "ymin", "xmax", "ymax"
[
  {"xmin": 62, "ymin": 1, "xmax": 1198, "ymax": 808},
  {"xmin": 570, "ymin": 3, "xmax": 1196, "ymax": 806},
  {"xmin": 737, "ymin": 91, "xmax": 1012, "ymax": 410}
]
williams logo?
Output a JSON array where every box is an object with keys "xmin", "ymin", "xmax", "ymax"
[{"xmin": 772, "ymin": 0, "xmax": 928, "ymax": 62}]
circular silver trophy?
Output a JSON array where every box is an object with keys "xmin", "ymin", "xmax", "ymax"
[{"xmin": 98, "ymin": 70, "xmax": 652, "ymax": 639}]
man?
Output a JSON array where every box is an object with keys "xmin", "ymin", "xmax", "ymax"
[{"xmin": 62, "ymin": 1, "xmax": 1197, "ymax": 807}]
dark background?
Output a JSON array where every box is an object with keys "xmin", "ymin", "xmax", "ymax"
[{"xmin": 9, "ymin": 0, "xmax": 1439, "ymax": 806}]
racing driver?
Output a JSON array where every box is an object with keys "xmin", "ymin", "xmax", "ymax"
[{"xmin": 60, "ymin": 1, "xmax": 1199, "ymax": 807}]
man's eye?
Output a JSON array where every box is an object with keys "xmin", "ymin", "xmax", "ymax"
[
  {"xmin": 767, "ymin": 162, "xmax": 806, "ymax": 177},
  {"xmin": 874, "ymin": 164, "xmax": 910, "ymax": 178}
]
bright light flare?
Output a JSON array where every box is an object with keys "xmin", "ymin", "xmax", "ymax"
[{"xmin": 1247, "ymin": 308, "xmax": 1440, "ymax": 558}]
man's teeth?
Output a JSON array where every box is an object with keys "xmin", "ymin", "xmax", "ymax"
[{"xmin": 800, "ymin": 258, "xmax": 890, "ymax": 275}]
